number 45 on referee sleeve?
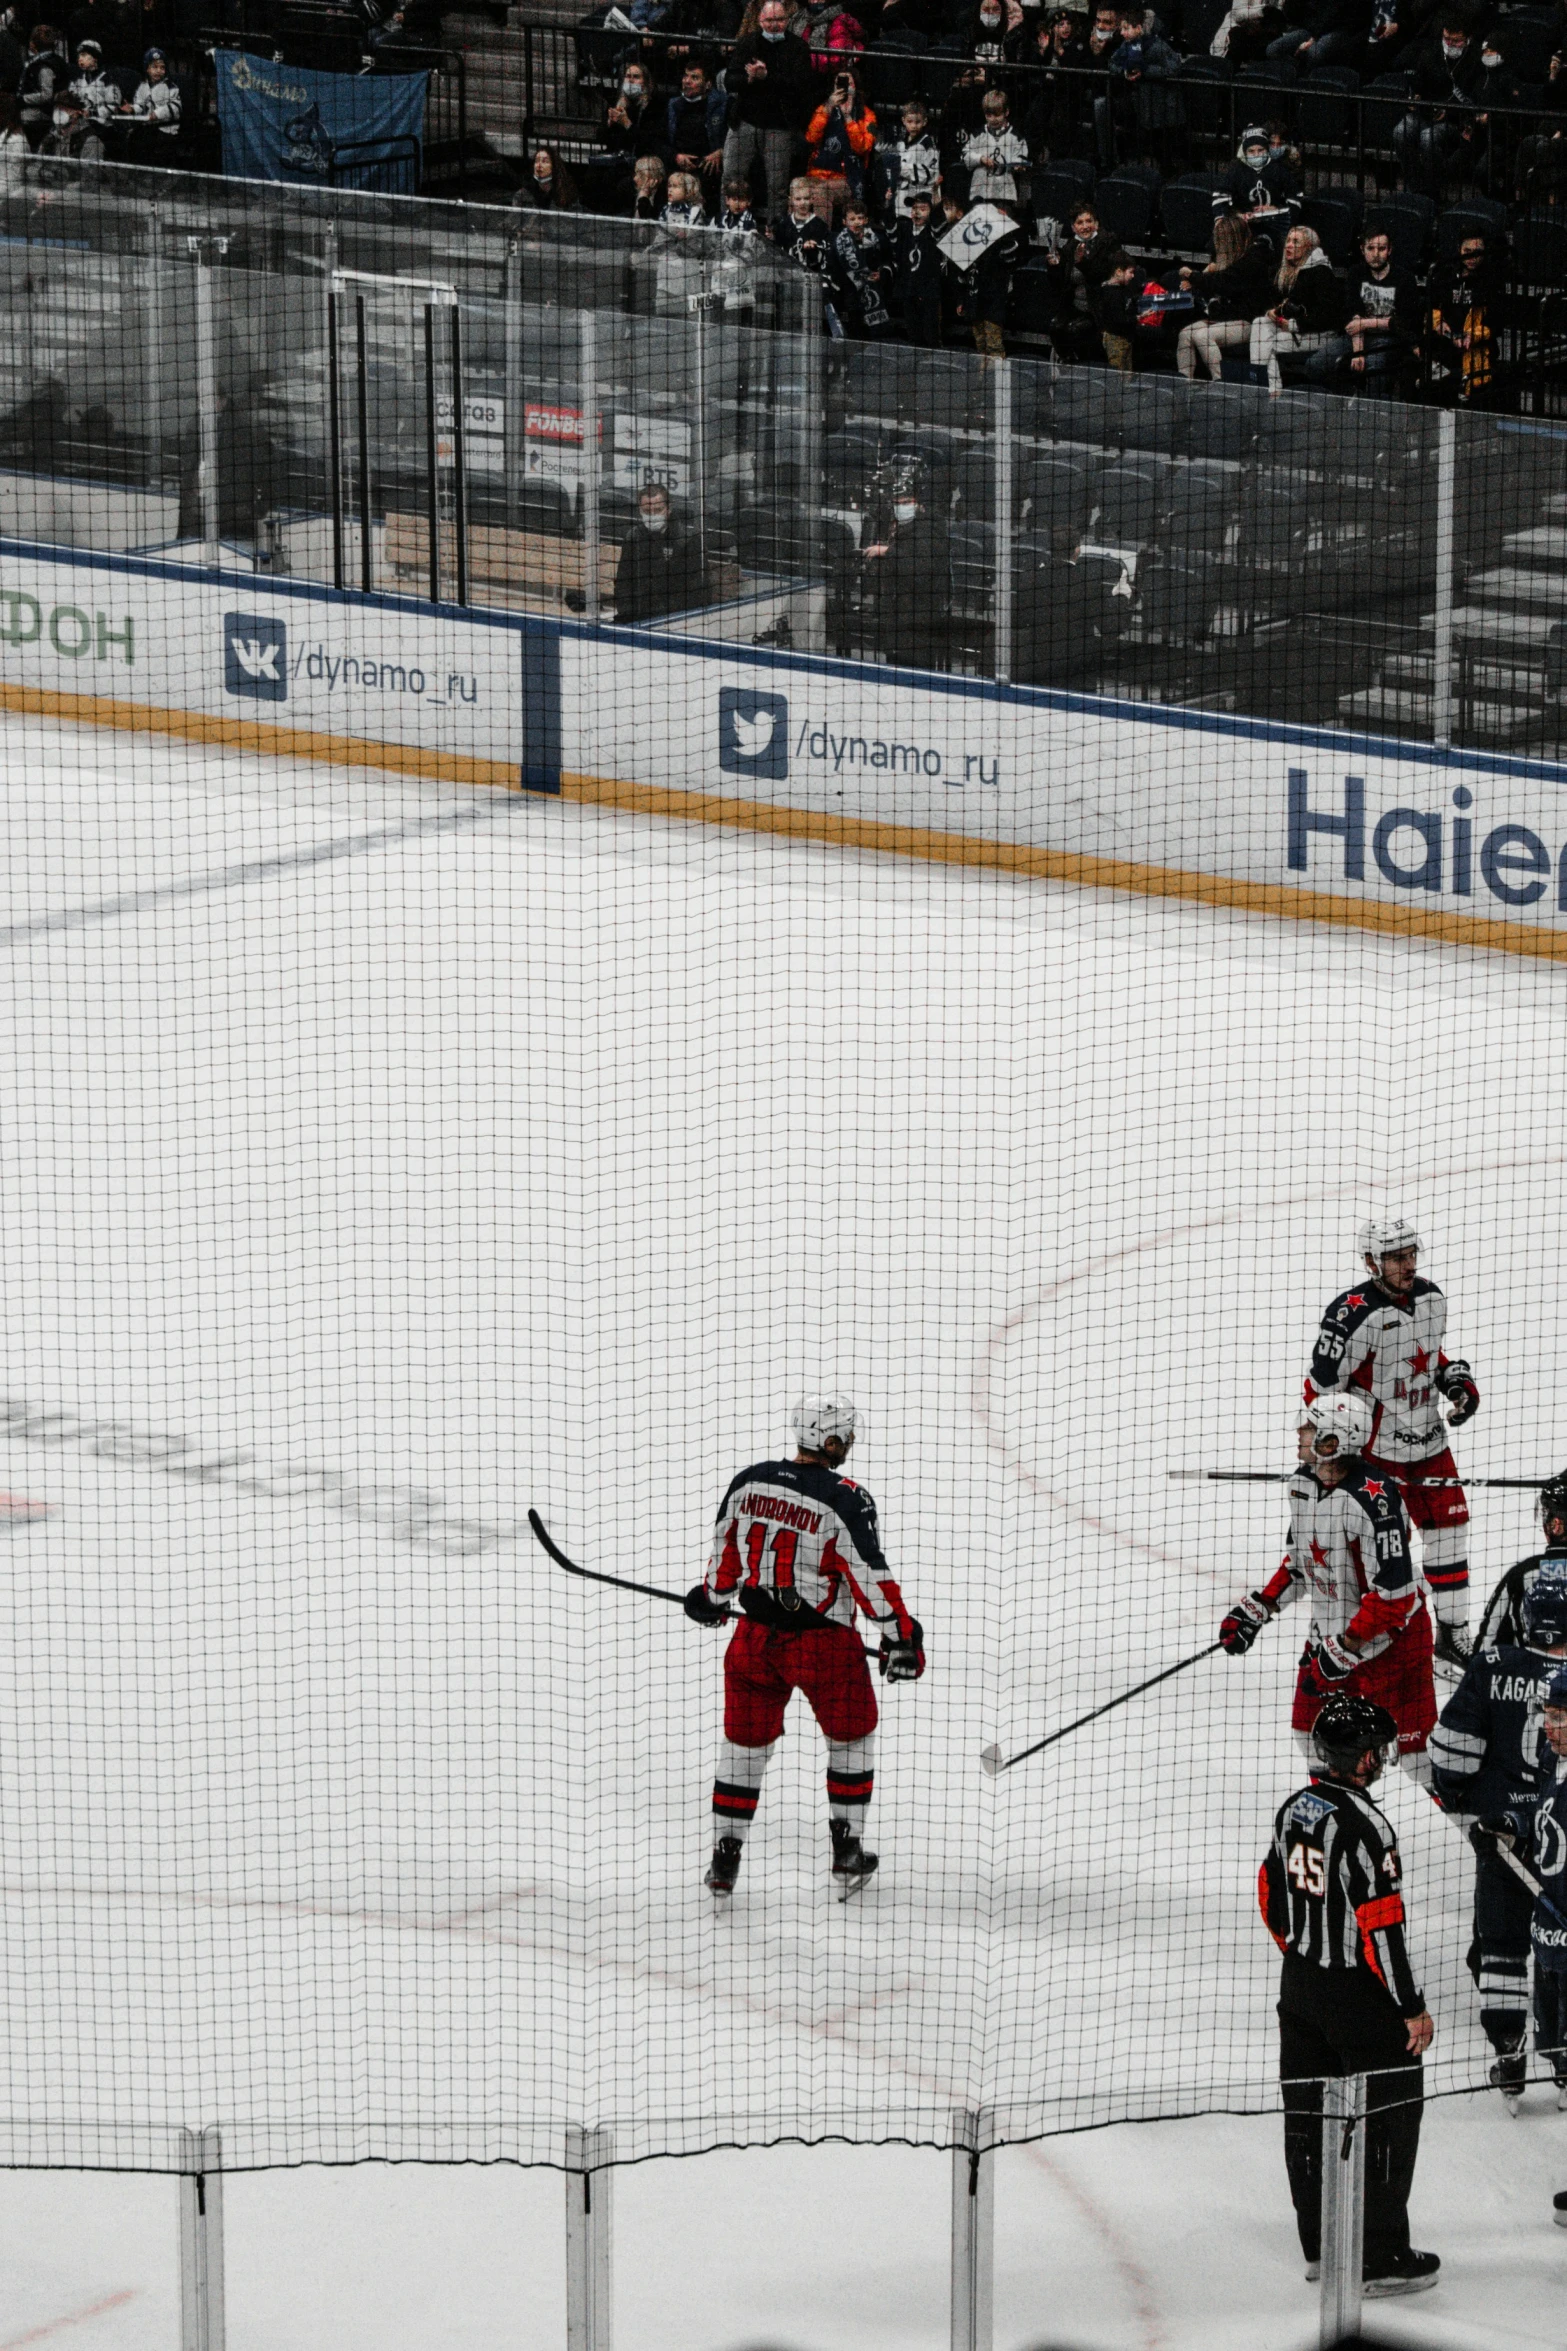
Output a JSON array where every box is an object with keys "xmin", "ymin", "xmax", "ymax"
[{"xmin": 1287, "ymin": 1841, "xmax": 1326, "ymax": 1897}]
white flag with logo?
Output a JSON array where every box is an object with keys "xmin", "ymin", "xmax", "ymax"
[{"xmin": 938, "ymin": 202, "xmax": 1012, "ymax": 267}]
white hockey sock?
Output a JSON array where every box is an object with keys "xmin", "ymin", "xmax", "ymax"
[
  {"xmin": 826, "ymin": 1733, "xmax": 875, "ymax": 1828},
  {"xmin": 713, "ymin": 1738, "xmax": 774, "ymax": 1844}
]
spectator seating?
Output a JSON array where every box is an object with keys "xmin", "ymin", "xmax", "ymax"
[
  {"xmin": 1160, "ymin": 173, "xmax": 1225, "ymax": 254},
  {"xmin": 1296, "ymin": 69, "xmax": 1361, "ymax": 154},
  {"xmin": 1372, "ymin": 191, "xmax": 1436, "ymax": 271},
  {"xmin": 1301, "ymin": 182, "xmax": 1363, "ymax": 263},
  {"xmin": 1433, "ymin": 197, "xmax": 1509, "ymax": 265},
  {"xmin": 1032, "ymin": 159, "xmax": 1096, "ymax": 230},
  {"xmin": 1093, "ymin": 170, "xmax": 1159, "ymax": 246}
]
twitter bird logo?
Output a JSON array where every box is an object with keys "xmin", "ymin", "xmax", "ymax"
[{"xmin": 719, "ymin": 686, "xmax": 789, "ymax": 780}]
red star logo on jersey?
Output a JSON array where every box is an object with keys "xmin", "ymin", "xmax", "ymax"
[
  {"xmin": 1345, "ymin": 1293, "xmax": 1366, "ymax": 1308},
  {"xmin": 1363, "ymin": 1479, "xmax": 1386, "ymax": 1499},
  {"xmin": 1407, "ymin": 1345, "xmax": 1432, "ymax": 1376},
  {"xmin": 1310, "ymin": 1538, "xmax": 1330, "ymax": 1569}
]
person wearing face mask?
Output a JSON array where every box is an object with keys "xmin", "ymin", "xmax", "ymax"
[
  {"xmin": 514, "ymin": 143, "xmax": 585, "ymax": 209},
  {"xmin": 724, "ymin": 0, "xmax": 814, "ymax": 219},
  {"xmin": 613, "ymin": 483, "xmax": 709, "ymax": 625},
  {"xmin": 1468, "ymin": 29, "xmax": 1521, "ymax": 195},
  {"xmin": 860, "ymin": 473, "xmax": 951, "ymax": 672},
  {"xmin": 964, "ymin": 0, "xmax": 1012, "ymax": 63},
  {"xmin": 603, "ymin": 64, "xmax": 653, "ymax": 160},
  {"xmin": 1394, "ymin": 15, "xmax": 1485, "ymax": 193},
  {"xmin": 1212, "ymin": 119, "xmax": 1300, "ymax": 251},
  {"xmin": 666, "ymin": 59, "xmax": 729, "ymax": 191}
]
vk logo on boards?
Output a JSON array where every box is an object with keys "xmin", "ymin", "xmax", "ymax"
[
  {"xmin": 719, "ymin": 687, "xmax": 788, "ymax": 780},
  {"xmin": 1289, "ymin": 768, "xmax": 1567, "ymax": 913},
  {"xmin": 225, "ymin": 614, "xmax": 288, "ymax": 702}
]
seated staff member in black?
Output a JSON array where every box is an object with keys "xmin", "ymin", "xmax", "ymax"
[{"xmin": 1260, "ymin": 1695, "xmax": 1440, "ymax": 2298}]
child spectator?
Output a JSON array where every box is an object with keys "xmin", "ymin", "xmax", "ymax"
[
  {"xmin": 891, "ymin": 185, "xmax": 944, "ymax": 344},
  {"xmin": 718, "ymin": 173, "xmax": 760, "ymax": 230},
  {"xmin": 829, "ymin": 194, "xmax": 893, "ymax": 334},
  {"xmin": 19, "ymin": 24, "xmax": 67, "ymax": 149},
  {"xmin": 1213, "ymin": 122, "xmax": 1301, "ymax": 249},
  {"xmin": 772, "ymin": 172, "xmax": 834, "ymax": 270},
  {"xmin": 125, "ymin": 44, "xmax": 179, "ymax": 135},
  {"xmin": 661, "ymin": 166, "xmax": 710, "ymax": 222},
  {"xmin": 962, "ymin": 87, "xmax": 1029, "ymax": 205},
  {"xmin": 68, "ymin": 37, "xmax": 118, "ymax": 119},
  {"xmin": 878, "ymin": 96, "xmax": 941, "ymax": 221}
]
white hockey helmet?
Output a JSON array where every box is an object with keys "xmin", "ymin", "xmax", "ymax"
[
  {"xmin": 1303, "ymin": 1389, "xmax": 1374, "ymax": 1462},
  {"xmin": 793, "ymin": 1393, "xmax": 860, "ymax": 1452},
  {"xmin": 1358, "ymin": 1214, "xmax": 1420, "ymax": 1266}
]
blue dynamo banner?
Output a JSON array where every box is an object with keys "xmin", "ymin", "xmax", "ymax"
[{"xmin": 215, "ymin": 50, "xmax": 428, "ymax": 194}]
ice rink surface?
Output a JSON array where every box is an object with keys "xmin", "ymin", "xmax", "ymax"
[{"xmin": 3, "ymin": 714, "xmax": 1567, "ymax": 2342}]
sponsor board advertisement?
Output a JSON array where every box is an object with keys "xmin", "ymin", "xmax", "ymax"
[
  {"xmin": 5, "ymin": 534, "xmax": 1567, "ymax": 951},
  {"xmin": 0, "ymin": 544, "xmax": 554, "ymax": 789},
  {"xmin": 566, "ymin": 632, "xmax": 1567, "ymax": 946}
]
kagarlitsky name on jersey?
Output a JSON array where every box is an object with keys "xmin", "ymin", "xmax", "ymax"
[{"xmin": 1288, "ymin": 767, "xmax": 1567, "ymax": 913}]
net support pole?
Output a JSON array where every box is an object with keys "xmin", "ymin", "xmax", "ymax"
[
  {"xmin": 580, "ymin": 308, "xmax": 601, "ymax": 626},
  {"xmin": 1318, "ymin": 2074, "xmax": 1365, "ymax": 2348},
  {"xmin": 950, "ymin": 2106, "xmax": 994, "ymax": 2351},
  {"xmin": 992, "ymin": 360, "xmax": 1014, "ymax": 685},
  {"xmin": 1431, "ymin": 407, "xmax": 1456, "ymax": 748},
  {"xmin": 178, "ymin": 2126, "xmax": 226, "ymax": 2351},
  {"xmin": 565, "ymin": 2124, "xmax": 613, "ymax": 2351},
  {"xmin": 185, "ymin": 236, "xmax": 228, "ymax": 567}
]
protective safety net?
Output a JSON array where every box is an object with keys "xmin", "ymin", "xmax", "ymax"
[{"xmin": 0, "ymin": 161, "xmax": 1562, "ymax": 2172}]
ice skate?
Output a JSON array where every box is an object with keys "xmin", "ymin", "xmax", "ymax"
[
  {"xmin": 831, "ymin": 1819, "xmax": 878, "ymax": 1900},
  {"xmin": 1363, "ymin": 2247, "xmax": 1440, "ymax": 2297},
  {"xmin": 1490, "ymin": 2049, "xmax": 1526, "ymax": 2114},
  {"xmin": 704, "ymin": 1836, "xmax": 743, "ymax": 1897}
]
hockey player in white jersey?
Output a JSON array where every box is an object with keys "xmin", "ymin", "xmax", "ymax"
[
  {"xmin": 1220, "ymin": 1390, "xmax": 1438, "ymax": 1773},
  {"xmin": 684, "ymin": 1395, "xmax": 925, "ymax": 1897},
  {"xmin": 1304, "ymin": 1217, "xmax": 1479, "ymax": 1673}
]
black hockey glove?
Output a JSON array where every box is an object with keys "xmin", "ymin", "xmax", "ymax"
[
  {"xmin": 1437, "ymin": 1359, "xmax": 1480, "ymax": 1426},
  {"xmin": 1310, "ymin": 1632, "xmax": 1358, "ymax": 1683},
  {"xmin": 683, "ymin": 1584, "xmax": 729, "ymax": 1627},
  {"xmin": 1218, "ymin": 1592, "xmax": 1274, "ymax": 1656},
  {"xmin": 880, "ymin": 1618, "xmax": 925, "ymax": 1681},
  {"xmin": 1471, "ymin": 1814, "xmax": 1523, "ymax": 1857}
]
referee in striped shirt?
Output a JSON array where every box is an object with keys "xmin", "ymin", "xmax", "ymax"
[{"xmin": 1260, "ymin": 1693, "xmax": 1440, "ymax": 2297}]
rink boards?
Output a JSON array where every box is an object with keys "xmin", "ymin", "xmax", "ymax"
[{"xmin": 5, "ymin": 538, "xmax": 1567, "ymax": 958}]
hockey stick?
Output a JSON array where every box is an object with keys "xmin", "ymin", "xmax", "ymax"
[
  {"xmin": 528, "ymin": 1509, "xmax": 695, "ymax": 1607},
  {"xmin": 1169, "ymin": 1472, "xmax": 1543, "ymax": 1490},
  {"xmin": 980, "ymin": 1640, "xmax": 1223, "ymax": 1776},
  {"xmin": 1482, "ymin": 1828, "xmax": 1543, "ymax": 1900},
  {"xmin": 527, "ymin": 1510, "xmax": 882, "ymax": 1657}
]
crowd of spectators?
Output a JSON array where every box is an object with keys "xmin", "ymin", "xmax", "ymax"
[{"xmin": 561, "ymin": 0, "xmax": 1567, "ymax": 397}]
